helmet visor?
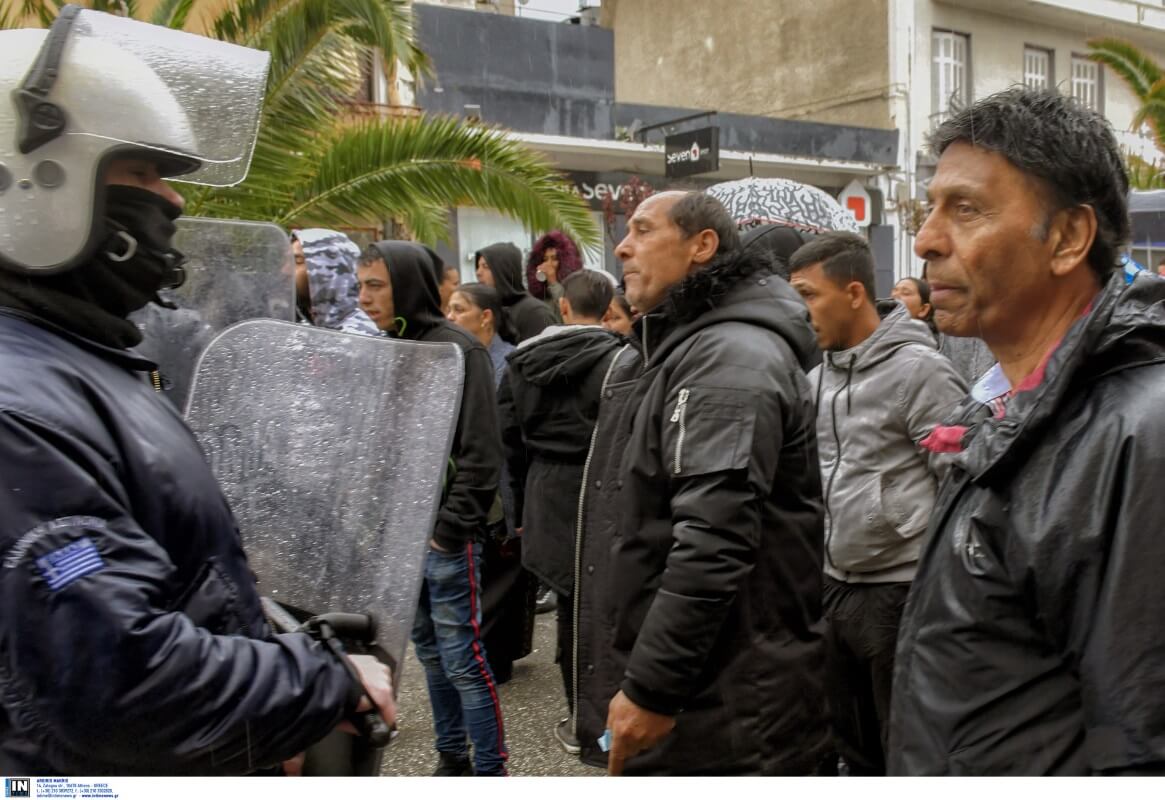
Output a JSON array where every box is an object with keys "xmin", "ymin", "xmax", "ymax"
[{"xmin": 60, "ymin": 10, "xmax": 270, "ymax": 187}]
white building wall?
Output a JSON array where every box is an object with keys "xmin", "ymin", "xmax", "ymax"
[
  {"xmin": 921, "ymin": 3, "xmax": 1165, "ymax": 141},
  {"xmin": 886, "ymin": 0, "xmax": 1165, "ymax": 279}
]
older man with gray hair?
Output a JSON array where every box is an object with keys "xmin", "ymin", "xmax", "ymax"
[
  {"xmin": 573, "ymin": 191, "xmax": 830, "ymax": 776},
  {"xmin": 891, "ymin": 87, "xmax": 1165, "ymax": 775}
]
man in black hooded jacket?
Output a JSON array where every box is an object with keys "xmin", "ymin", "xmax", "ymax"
[
  {"xmin": 574, "ymin": 191, "xmax": 830, "ymax": 776},
  {"xmin": 357, "ymin": 241, "xmax": 508, "ymax": 777},
  {"xmin": 475, "ymin": 242, "xmax": 556, "ymax": 342}
]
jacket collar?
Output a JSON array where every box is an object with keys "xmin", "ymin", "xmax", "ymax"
[
  {"xmin": 824, "ymin": 304, "xmax": 934, "ymax": 371},
  {"xmin": 0, "ymin": 307, "xmax": 157, "ymax": 372},
  {"xmin": 955, "ymin": 272, "xmax": 1165, "ymax": 482},
  {"xmin": 633, "ymin": 247, "xmax": 768, "ymax": 363}
]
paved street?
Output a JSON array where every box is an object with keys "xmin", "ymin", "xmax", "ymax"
[{"xmin": 380, "ymin": 611, "xmax": 604, "ymax": 777}]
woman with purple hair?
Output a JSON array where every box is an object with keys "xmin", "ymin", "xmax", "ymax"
[{"xmin": 526, "ymin": 231, "xmax": 583, "ymax": 323}]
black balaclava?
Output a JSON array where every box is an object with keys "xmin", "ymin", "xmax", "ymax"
[{"xmin": 0, "ymin": 185, "xmax": 186, "ymax": 350}]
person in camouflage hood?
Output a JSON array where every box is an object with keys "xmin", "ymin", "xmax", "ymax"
[{"xmin": 297, "ymin": 228, "xmax": 380, "ymax": 336}]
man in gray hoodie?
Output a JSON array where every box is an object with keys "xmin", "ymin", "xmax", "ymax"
[{"xmin": 788, "ymin": 233, "xmax": 966, "ymax": 776}]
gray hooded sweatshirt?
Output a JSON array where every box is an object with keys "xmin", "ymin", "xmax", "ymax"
[{"xmin": 809, "ymin": 303, "xmax": 967, "ymax": 583}]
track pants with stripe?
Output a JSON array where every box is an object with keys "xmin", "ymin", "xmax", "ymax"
[{"xmin": 412, "ymin": 542, "xmax": 509, "ymax": 775}]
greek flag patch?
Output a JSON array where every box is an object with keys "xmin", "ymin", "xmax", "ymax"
[{"xmin": 35, "ymin": 538, "xmax": 105, "ymax": 592}]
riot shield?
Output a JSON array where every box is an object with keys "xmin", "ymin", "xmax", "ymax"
[
  {"xmin": 184, "ymin": 319, "xmax": 464, "ymax": 686},
  {"xmin": 130, "ymin": 218, "xmax": 293, "ymax": 409}
]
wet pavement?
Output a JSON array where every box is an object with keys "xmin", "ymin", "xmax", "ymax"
[{"xmin": 379, "ymin": 610, "xmax": 604, "ymax": 777}]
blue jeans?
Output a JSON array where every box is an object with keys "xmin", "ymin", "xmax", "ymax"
[{"xmin": 411, "ymin": 542, "xmax": 508, "ymax": 776}]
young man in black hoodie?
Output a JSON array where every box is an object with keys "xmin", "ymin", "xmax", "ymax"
[
  {"xmin": 357, "ymin": 242, "xmax": 508, "ymax": 777},
  {"xmin": 497, "ymin": 270, "xmax": 624, "ymax": 755},
  {"xmin": 475, "ymin": 242, "xmax": 556, "ymax": 342}
]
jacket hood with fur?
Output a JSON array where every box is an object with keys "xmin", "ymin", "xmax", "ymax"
[{"xmin": 638, "ymin": 246, "xmax": 820, "ymax": 373}]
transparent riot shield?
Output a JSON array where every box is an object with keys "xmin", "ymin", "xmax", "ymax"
[
  {"xmin": 184, "ymin": 319, "xmax": 464, "ymax": 685},
  {"xmin": 130, "ymin": 218, "xmax": 294, "ymax": 409}
]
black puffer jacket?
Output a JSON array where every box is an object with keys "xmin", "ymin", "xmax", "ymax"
[
  {"xmin": 372, "ymin": 242, "xmax": 501, "ymax": 551},
  {"xmin": 475, "ymin": 243, "xmax": 555, "ymax": 342},
  {"xmin": 575, "ymin": 249, "xmax": 830, "ymax": 775},
  {"xmin": 889, "ymin": 273, "xmax": 1165, "ymax": 775},
  {"xmin": 0, "ymin": 310, "xmax": 356, "ymax": 775},
  {"xmin": 497, "ymin": 325, "xmax": 622, "ymax": 595}
]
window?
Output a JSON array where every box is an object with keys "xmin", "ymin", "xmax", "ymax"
[
  {"xmin": 356, "ymin": 49, "xmax": 391, "ymax": 105},
  {"xmin": 1024, "ymin": 46, "xmax": 1052, "ymax": 90},
  {"xmin": 932, "ymin": 30, "xmax": 970, "ymax": 124},
  {"xmin": 1071, "ymin": 55, "xmax": 1101, "ymax": 111}
]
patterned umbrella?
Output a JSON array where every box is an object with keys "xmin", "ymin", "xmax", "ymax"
[{"xmin": 706, "ymin": 177, "xmax": 860, "ymax": 234}]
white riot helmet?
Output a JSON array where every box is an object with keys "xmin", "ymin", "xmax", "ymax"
[{"xmin": 0, "ymin": 6, "xmax": 270, "ymax": 276}]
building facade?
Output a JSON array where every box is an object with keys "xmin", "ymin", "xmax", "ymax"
[
  {"xmin": 891, "ymin": 0, "xmax": 1165, "ymax": 275},
  {"xmin": 410, "ymin": 1, "xmax": 899, "ymax": 287},
  {"xmin": 600, "ymin": 0, "xmax": 1165, "ymax": 280}
]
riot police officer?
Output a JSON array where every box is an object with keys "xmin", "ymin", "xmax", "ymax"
[{"xmin": 0, "ymin": 8, "xmax": 392, "ymax": 775}]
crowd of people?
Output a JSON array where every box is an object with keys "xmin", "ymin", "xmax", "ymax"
[{"xmin": 2, "ymin": 9, "xmax": 1165, "ymax": 780}]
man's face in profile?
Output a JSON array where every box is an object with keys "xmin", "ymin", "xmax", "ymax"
[
  {"xmin": 914, "ymin": 141, "xmax": 1064, "ymax": 342},
  {"xmin": 357, "ymin": 258, "xmax": 395, "ymax": 332},
  {"xmin": 293, "ymin": 239, "xmax": 308, "ymax": 304},
  {"xmin": 615, "ymin": 193, "xmax": 701, "ymax": 313}
]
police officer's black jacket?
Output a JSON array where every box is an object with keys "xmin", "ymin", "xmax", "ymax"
[
  {"xmin": 574, "ymin": 249, "xmax": 830, "ymax": 775},
  {"xmin": 0, "ymin": 310, "xmax": 357, "ymax": 775},
  {"xmin": 889, "ymin": 273, "xmax": 1165, "ymax": 775},
  {"xmin": 371, "ymin": 241, "xmax": 501, "ymax": 552}
]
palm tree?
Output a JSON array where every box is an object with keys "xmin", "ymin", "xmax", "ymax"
[
  {"xmin": 1088, "ymin": 37, "xmax": 1165, "ymax": 189},
  {"xmin": 7, "ymin": 0, "xmax": 600, "ymax": 248},
  {"xmin": 1089, "ymin": 38, "xmax": 1165, "ymax": 142}
]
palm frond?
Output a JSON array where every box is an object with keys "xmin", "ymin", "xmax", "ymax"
[
  {"xmin": 264, "ymin": 25, "xmax": 365, "ymax": 131},
  {"xmin": 1088, "ymin": 37, "xmax": 1163, "ymax": 99},
  {"xmin": 187, "ymin": 2, "xmax": 372, "ymax": 219},
  {"xmin": 0, "ymin": 4, "xmax": 23, "ymax": 28},
  {"xmin": 23, "ymin": 0, "xmax": 589, "ymax": 254},
  {"xmin": 209, "ymin": 0, "xmax": 286, "ymax": 45},
  {"xmin": 269, "ymin": 115, "xmax": 599, "ymax": 248},
  {"xmin": 1129, "ymin": 91, "xmax": 1165, "ymax": 139},
  {"xmin": 11, "ymin": 0, "xmax": 143, "ymax": 26},
  {"xmin": 150, "ymin": 0, "xmax": 196, "ymax": 29},
  {"xmin": 209, "ymin": 0, "xmax": 385, "ymax": 152},
  {"xmin": 210, "ymin": 0, "xmax": 424, "ymax": 71},
  {"xmin": 20, "ymin": 0, "xmax": 61, "ymax": 26},
  {"xmin": 1124, "ymin": 150, "xmax": 1165, "ymax": 190},
  {"xmin": 92, "ymin": 0, "xmax": 139, "ymax": 17},
  {"xmin": 332, "ymin": 0, "xmax": 430, "ymax": 77}
]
